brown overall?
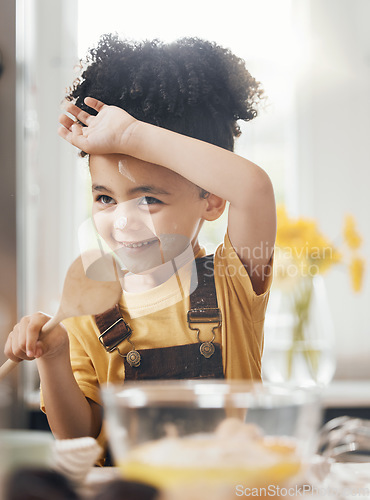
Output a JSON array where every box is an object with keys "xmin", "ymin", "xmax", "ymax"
[{"xmin": 94, "ymin": 255, "xmax": 224, "ymax": 381}]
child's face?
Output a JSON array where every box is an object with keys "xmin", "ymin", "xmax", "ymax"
[{"xmin": 90, "ymin": 154, "xmax": 207, "ymax": 273}]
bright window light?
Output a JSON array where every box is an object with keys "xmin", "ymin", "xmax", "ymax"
[{"xmin": 77, "ymin": 0, "xmax": 303, "ymax": 250}]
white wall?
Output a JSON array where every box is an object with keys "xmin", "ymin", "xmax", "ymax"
[
  {"xmin": 18, "ymin": 0, "xmax": 81, "ymax": 318},
  {"xmin": 17, "ymin": 0, "xmax": 86, "ymax": 403},
  {"xmin": 294, "ymin": 0, "xmax": 370, "ymax": 378}
]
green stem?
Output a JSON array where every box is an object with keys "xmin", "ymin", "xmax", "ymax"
[{"xmin": 286, "ymin": 278, "xmax": 320, "ymax": 381}]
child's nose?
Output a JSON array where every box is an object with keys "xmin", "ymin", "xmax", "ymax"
[
  {"xmin": 113, "ymin": 200, "xmax": 155, "ymax": 234},
  {"xmin": 113, "ymin": 216, "xmax": 127, "ymax": 230}
]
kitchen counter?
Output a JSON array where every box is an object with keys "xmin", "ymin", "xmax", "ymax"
[{"xmin": 320, "ymin": 381, "xmax": 370, "ymax": 408}]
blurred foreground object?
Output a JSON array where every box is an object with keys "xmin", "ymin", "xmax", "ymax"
[
  {"xmin": 318, "ymin": 416, "xmax": 370, "ymax": 464},
  {"xmin": 101, "ymin": 381, "xmax": 321, "ymax": 498},
  {"xmin": 91, "ymin": 479, "xmax": 159, "ymax": 500},
  {"xmin": 4, "ymin": 468, "xmax": 79, "ymax": 500},
  {"xmin": 54, "ymin": 436, "xmax": 103, "ymax": 484},
  {"xmin": 313, "ymin": 416, "xmax": 370, "ymax": 491},
  {"xmin": 0, "ymin": 430, "xmax": 54, "ymax": 474}
]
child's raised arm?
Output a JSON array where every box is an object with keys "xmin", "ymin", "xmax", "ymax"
[{"xmin": 59, "ymin": 97, "xmax": 276, "ymax": 294}]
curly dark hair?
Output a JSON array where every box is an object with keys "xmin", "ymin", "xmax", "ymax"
[{"xmin": 67, "ymin": 34, "xmax": 263, "ymax": 154}]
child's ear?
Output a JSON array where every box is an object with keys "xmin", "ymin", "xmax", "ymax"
[{"xmin": 202, "ymin": 194, "xmax": 227, "ymax": 221}]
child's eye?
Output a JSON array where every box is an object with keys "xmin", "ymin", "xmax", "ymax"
[
  {"xmin": 139, "ymin": 196, "xmax": 162, "ymax": 206},
  {"xmin": 96, "ymin": 195, "xmax": 115, "ymax": 205}
]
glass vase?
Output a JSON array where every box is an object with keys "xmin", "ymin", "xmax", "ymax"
[{"xmin": 262, "ymin": 275, "xmax": 336, "ymax": 387}]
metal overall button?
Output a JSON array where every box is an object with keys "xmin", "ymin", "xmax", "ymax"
[
  {"xmin": 117, "ymin": 337, "xmax": 141, "ymax": 368},
  {"xmin": 199, "ymin": 341, "xmax": 215, "ymax": 358},
  {"xmin": 125, "ymin": 349, "xmax": 141, "ymax": 367},
  {"xmin": 187, "ymin": 308, "xmax": 221, "ymax": 359}
]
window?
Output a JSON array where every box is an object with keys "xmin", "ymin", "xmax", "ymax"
[
  {"xmin": 77, "ymin": 0, "xmax": 298, "ymax": 251},
  {"xmin": 20, "ymin": 0, "xmax": 299, "ymax": 404}
]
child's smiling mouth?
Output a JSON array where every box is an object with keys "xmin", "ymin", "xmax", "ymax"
[{"xmin": 117, "ymin": 237, "xmax": 159, "ymax": 249}]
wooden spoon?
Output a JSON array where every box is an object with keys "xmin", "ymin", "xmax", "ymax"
[{"xmin": 0, "ymin": 252, "xmax": 123, "ymax": 381}]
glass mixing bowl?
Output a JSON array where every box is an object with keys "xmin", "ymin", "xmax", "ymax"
[{"xmin": 101, "ymin": 380, "xmax": 321, "ymax": 497}]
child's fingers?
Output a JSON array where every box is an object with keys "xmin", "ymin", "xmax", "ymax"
[
  {"xmin": 5, "ymin": 327, "xmax": 33, "ymax": 362},
  {"xmin": 26, "ymin": 313, "xmax": 50, "ymax": 357},
  {"xmin": 34, "ymin": 340, "xmax": 44, "ymax": 359},
  {"xmin": 13, "ymin": 316, "xmax": 35, "ymax": 359},
  {"xmin": 58, "ymin": 124, "xmax": 85, "ymax": 149},
  {"xmin": 16, "ymin": 317, "xmax": 32, "ymax": 357},
  {"xmin": 4, "ymin": 313, "xmax": 51, "ymax": 362},
  {"xmin": 58, "ymin": 125, "xmax": 72, "ymax": 143},
  {"xmin": 59, "ymin": 113, "xmax": 75, "ymax": 131},
  {"xmin": 84, "ymin": 97, "xmax": 105, "ymax": 113},
  {"xmin": 4, "ymin": 332, "xmax": 21, "ymax": 362},
  {"xmin": 63, "ymin": 101, "xmax": 92, "ymax": 125}
]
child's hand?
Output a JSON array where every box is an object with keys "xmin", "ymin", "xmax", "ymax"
[
  {"xmin": 58, "ymin": 97, "xmax": 137, "ymax": 155},
  {"xmin": 4, "ymin": 313, "xmax": 69, "ymax": 362}
]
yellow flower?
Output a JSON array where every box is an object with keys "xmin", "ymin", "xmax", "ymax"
[
  {"xmin": 274, "ymin": 206, "xmax": 365, "ymax": 293},
  {"xmin": 343, "ymin": 215, "xmax": 362, "ymax": 250},
  {"xmin": 350, "ymin": 256, "xmax": 365, "ymax": 292},
  {"xmin": 275, "ymin": 206, "xmax": 341, "ymax": 279}
]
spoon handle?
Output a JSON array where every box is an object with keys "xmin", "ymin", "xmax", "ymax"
[
  {"xmin": 41, "ymin": 312, "xmax": 63, "ymax": 335},
  {"xmin": 0, "ymin": 358, "xmax": 18, "ymax": 380}
]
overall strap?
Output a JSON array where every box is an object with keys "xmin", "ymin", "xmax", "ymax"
[
  {"xmin": 187, "ymin": 255, "xmax": 222, "ymax": 358},
  {"xmin": 95, "ymin": 305, "xmax": 132, "ymax": 353},
  {"xmin": 190, "ymin": 255, "xmax": 219, "ymax": 309},
  {"xmin": 95, "ymin": 254, "xmax": 222, "ymax": 362}
]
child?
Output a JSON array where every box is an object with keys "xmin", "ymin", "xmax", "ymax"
[{"xmin": 5, "ymin": 36, "xmax": 276, "ymax": 452}]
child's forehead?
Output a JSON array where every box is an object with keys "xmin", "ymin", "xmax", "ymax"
[{"xmin": 90, "ymin": 154, "xmax": 196, "ymax": 191}]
